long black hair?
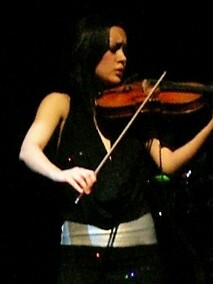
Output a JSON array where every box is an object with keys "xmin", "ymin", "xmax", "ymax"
[{"xmin": 67, "ymin": 14, "xmax": 127, "ymax": 110}]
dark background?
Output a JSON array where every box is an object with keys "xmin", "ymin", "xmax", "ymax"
[{"xmin": 1, "ymin": 1, "xmax": 213, "ymax": 283}]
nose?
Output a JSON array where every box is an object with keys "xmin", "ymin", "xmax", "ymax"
[{"xmin": 118, "ymin": 48, "xmax": 127, "ymax": 65}]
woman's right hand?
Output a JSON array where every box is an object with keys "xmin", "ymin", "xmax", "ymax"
[{"xmin": 56, "ymin": 167, "xmax": 97, "ymax": 195}]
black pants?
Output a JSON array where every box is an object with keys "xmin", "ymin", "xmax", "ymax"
[{"xmin": 56, "ymin": 244, "xmax": 168, "ymax": 284}]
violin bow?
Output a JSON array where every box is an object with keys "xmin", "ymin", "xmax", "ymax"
[{"xmin": 75, "ymin": 70, "xmax": 167, "ymax": 204}]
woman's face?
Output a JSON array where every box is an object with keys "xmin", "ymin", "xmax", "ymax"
[{"xmin": 95, "ymin": 26, "xmax": 127, "ymax": 87}]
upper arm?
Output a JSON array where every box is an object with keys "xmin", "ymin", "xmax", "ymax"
[
  {"xmin": 146, "ymin": 137, "xmax": 174, "ymax": 173},
  {"xmin": 21, "ymin": 92, "xmax": 70, "ymax": 150}
]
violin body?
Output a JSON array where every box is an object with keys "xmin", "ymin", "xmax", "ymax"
[{"xmin": 96, "ymin": 81, "xmax": 207, "ymax": 119}]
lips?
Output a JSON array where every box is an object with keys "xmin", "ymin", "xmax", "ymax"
[{"xmin": 115, "ymin": 69, "xmax": 124, "ymax": 76}]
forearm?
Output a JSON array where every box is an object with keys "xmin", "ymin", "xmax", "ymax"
[
  {"xmin": 19, "ymin": 144, "xmax": 62, "ymax": 182},
  {"xmin": 19, "ymin": 142, "xmax": 97, "ymax": 195},
  {"xmin": 161, "ymin": 118, "xmax": 213, "ymax": 174}
]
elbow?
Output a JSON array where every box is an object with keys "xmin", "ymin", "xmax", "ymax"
[
  {"xmin": 160, "ymin": 164, "xmax": 178, "ymax": 176},
  {"xmin": 19, "ymin": 145, "xmax": 26, "ymax": 162},
  {"xmin": 19, "ymin": 143, "xmax": 30, "ymax": 163}
]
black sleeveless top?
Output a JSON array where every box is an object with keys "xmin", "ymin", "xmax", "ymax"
[{"xmin": 54, "ymin": 99, "xmax": 159, "ymax": 230}]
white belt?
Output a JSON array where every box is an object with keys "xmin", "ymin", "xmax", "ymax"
[{"xmin": 61, "ymin": 213, "xmax": 157, "ymax": 247}]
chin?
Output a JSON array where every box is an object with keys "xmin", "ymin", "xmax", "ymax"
[
  {"xmin": 103, "ymin": 76, "xmax": 122, "ymax": 88},
  {"xmin": 111, "ymin": 76, "xmax": 123, "ymax": 85}
]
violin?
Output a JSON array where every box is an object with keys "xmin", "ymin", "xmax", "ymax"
[{"xmin": 96, "ymin": 79, "xmax": 213, "ymax": 119}]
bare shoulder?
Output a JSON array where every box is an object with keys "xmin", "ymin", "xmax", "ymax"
[
  {"xmin": 39, "ymin": 92, "xmax": 71, "ymax": 119},
  {"xmin": 42, "ymin": 92, "xmax": 70, "ymax": 106}
]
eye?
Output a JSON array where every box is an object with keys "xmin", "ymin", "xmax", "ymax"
[
  {"xmin": 109, "ymin": 43, "xmax": 127, "ymax": 54},
  {"xmin": 109, "ymin": 44, "xmax": 120, "ymax": 53}
]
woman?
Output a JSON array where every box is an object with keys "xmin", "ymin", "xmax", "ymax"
[{"xmin": 19, "ymin": 14, "xmax": 213, "ymax": 283}]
